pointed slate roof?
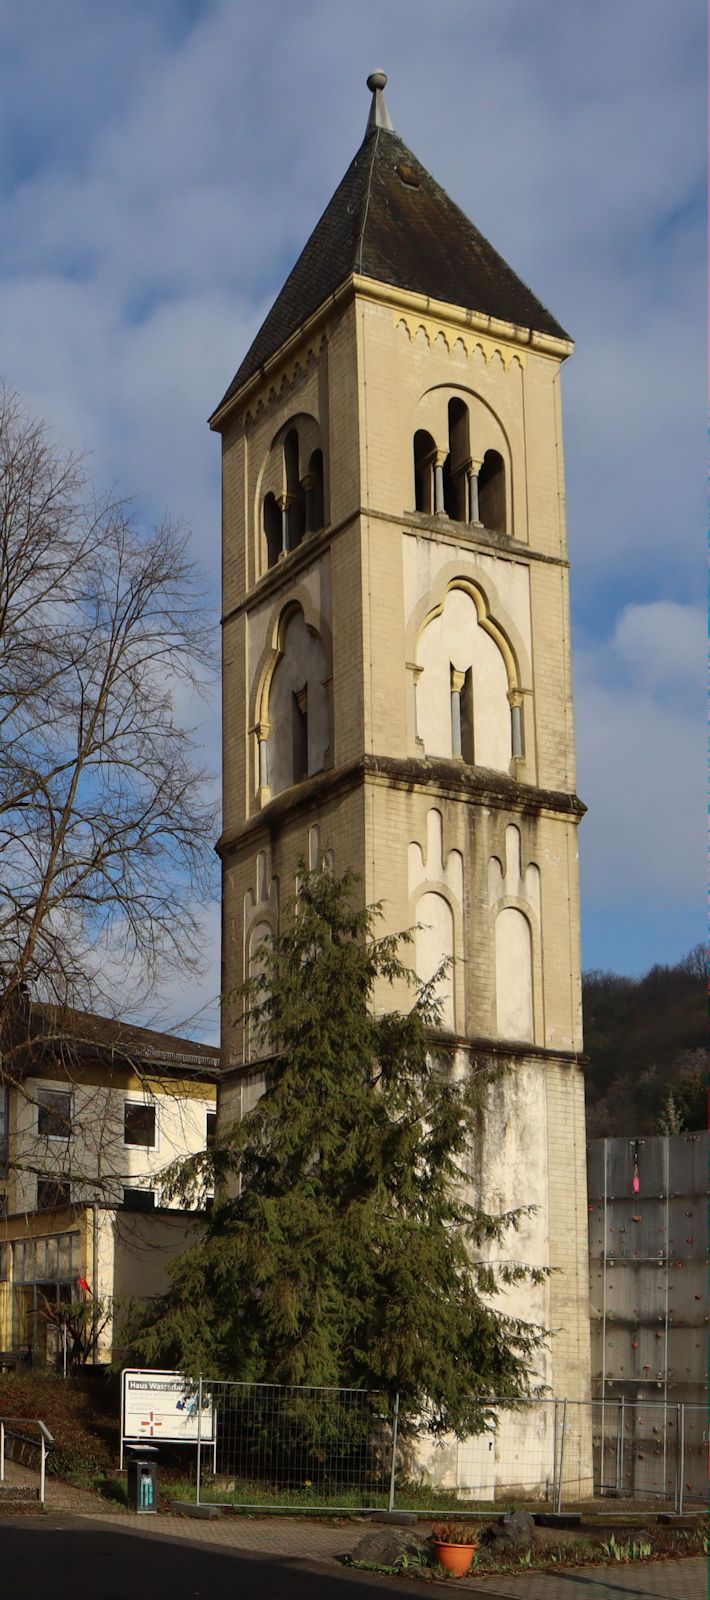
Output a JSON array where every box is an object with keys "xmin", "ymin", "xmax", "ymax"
[{"xmin": 212, "ymin": 87, "xmax": 569, "ymax": 419}]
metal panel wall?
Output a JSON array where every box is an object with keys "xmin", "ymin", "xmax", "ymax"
[{"xmin": 587, "ymin": 1133, "xmax": 707, "ymax": 1500}]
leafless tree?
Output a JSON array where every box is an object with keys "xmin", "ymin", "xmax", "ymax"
[{"xmin": 0, "ymin": 384, "xmax": 219, "ymax": 1190}]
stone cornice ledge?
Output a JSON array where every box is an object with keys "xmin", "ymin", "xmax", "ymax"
[
  {"xmin": 221, "ymin": 1036, "xmax": 586, "ymax": 1081},
  {"xmin": 216, "ymin": 755, "xmax": 585, "ymax": 858}
]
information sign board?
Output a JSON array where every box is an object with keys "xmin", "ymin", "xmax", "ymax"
[{"xmin": 120, "ymin": 1369, "xmax": 214, "ymax": 1466}]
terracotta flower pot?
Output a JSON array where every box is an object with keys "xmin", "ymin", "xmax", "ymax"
[{"xmin": 433, "ymin": 1540, "xmax": 477, "ymax": 1577}]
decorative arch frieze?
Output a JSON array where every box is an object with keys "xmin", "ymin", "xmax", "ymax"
[
  {"xmin": 408, "ymin": 808, "xmax": 464, "ymax": 1033},
  {"xmin": 395, "ymin": 313, "xmax": 525, "ymax": 370},
  {"xmin": 242, "ymin": 849, "xmax": 279, "ymax": 1062},
  {"xmin": 487, "ymin": 823, "xmax": 544, "ymax": 1046},
  {"xmin": 243, "ymin": 334, "xmax": 328, "ymax": 426}
]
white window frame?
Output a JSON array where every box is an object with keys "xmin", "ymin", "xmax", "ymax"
[
  {"xmin": 37, "ymin": 1085, "xmax": 74, "ymax": 1141},
  {"xmin": 123, "ymin": 1098, "xmax": 158, "ymax": 1151}
]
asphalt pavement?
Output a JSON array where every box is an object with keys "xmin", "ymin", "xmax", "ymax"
[
  {"xmin": 0, "ymin": 1514, "xmax": 705, "ymax": 1600},
  {"xmin": 0, "ymin": 1515, "xmax": 425, "ymax": 1600}
]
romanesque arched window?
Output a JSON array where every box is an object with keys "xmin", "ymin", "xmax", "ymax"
[
  {"xmin": 264, "ymin": 493, "xmax": 281, "ymax": 569},
  {"xmin": 443, "ymin": 397, "xmax": 470, "ymax": 521},
  {"xmin": 413, "ymin": 429, "xmax": 436, "ymax": 514},
  {"xmin": 306, "ymin": 448, "xmax": 324, "ymax": 533},
  {"xmin": 260, "ymin": 416, "xmax": 325, "ymax": 570},
  {"xmin": 478, "ymin": 449, "xmax": 506, "ymax": 534},
  {"xmin": 265, "ymin": 608, "xmax": 330, "ymax": 797}
]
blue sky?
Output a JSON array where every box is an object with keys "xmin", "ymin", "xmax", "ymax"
[{"xmin": 0, "ymin": 0, "xmax": 704, "ymax": 1036}]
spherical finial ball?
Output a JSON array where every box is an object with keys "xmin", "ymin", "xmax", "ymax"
[{"xmin": 367, "ymin": 70, "xmax": 388, "ymax": 93}]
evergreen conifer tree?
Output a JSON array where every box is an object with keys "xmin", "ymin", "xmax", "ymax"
[{"xmin": 136, "ymin": 868, "xmax": 546, "ymax": 1436}]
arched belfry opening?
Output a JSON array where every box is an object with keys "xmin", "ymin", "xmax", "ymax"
[
  {"xmin": 261, "ymin": 418, "xmax": 326, "ymax": 570},
  {"xmin": 478, "ymin": 449, "xmax": 506, "ymax": 534},
  {"xmin": 305, "ymin": 448, "xmax": 324, "ymax": 534},
  {"xmin": 263, "ymin": 493, "xmax": 281, "ymax": 568},
  {"xmin": 413, "ymin": 429, "xmax": 436, "ymax": 514},
  {"xmin": 283, "ymin": 428, "xmax": 305, "ymax": 550},
  {"xmin": 443, "ymin": 398, "xmax": 470, "ymax": 521}
]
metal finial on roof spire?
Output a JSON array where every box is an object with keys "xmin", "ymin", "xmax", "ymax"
[{"xmin": 366, "ymin": 70, "xmax": 394, "ymax": 133}]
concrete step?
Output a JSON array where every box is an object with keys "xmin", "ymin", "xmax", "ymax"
[{"xmin": 0, "ymin": 1485, "xmax": 40, "ymax": 1505}]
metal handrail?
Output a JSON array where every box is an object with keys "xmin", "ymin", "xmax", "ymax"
[{"xmin": 0, "ymin": 1416, "xmax": 54, "ymax": 1505}]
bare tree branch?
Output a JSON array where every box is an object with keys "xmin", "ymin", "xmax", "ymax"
[{"xmin": 0, "ymin": 384, "xmax": 219, "ymax": 1187}]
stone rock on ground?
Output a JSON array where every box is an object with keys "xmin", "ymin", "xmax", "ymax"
[
  {"xmin": 349, "ymin": 1527, "xmax": 424, "ymax": 1569},
  {"xmin": 481, "ymin": 1509, "xmax": 538, "ymax": 1547}
]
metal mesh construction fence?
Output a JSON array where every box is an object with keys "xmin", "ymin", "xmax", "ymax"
[
  {"xmin": 192, "ymin": 1381, "xmax": 707, "ymax": 1516},
  {"xmin": 196, "ymin": 1381, "xmax": 395, "ymax": 1512}
]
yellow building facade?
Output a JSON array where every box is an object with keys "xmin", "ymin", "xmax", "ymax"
[{"xmin": 214, "ymin": 75, "xmax": 591, "ymax": 1416}]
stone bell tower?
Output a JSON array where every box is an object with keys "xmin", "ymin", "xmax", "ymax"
[{"xmin": 213, "ymin": 73, "xmax": 591, "ymax": 1411}]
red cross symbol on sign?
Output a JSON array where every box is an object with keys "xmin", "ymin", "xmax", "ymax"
[{"xmin": 140, "ymin": 1412, "xmax": 163, "ymax": 1436}]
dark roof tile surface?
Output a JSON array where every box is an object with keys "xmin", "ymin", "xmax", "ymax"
[{"xmin": 213, "ymin": 126, "xmax": 569, "ymax": 417}]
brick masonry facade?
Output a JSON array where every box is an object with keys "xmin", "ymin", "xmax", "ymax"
[{"xmin": 215, "ymin": 271, "xmax": 591, "ymax": 1409}]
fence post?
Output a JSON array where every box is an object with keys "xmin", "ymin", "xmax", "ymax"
[
  {"xmin": 388, "ymin": 1393, "xmax": 400, "ymax": 1513},
  {"xmin": 555, "ymin": 1398, "xmax": 568, "ymax": 1515},
  {"xmin": 552, "ymin": 1401, "xmax": 558, "ymax": 1509},
  {"xmin": 0, "ymin": 1422, "xmax": 4, "ymax": 1483},
  {"xmin": 196, "ymin": 1378, "xmax": 203, "ymax": 1506},
  {"xmin": 678, "ymin": 1404, "xmax": 685, "ymax": 1517},
  {"xmin": 40, "ymin": 1432, "xmax": 46, "ymax": 1507},
  {"xmin": 672, "ymin": 1402, "xmax": 682, "ymax": 1516},
  {"xmin": 615, "ymin": 1397, "xmax": 624, "ymax": 1496}
]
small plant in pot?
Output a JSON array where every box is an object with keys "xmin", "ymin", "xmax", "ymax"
[{"xmin": 431, "ymin": 1521, "xmax": 479, "ymax": 1577}]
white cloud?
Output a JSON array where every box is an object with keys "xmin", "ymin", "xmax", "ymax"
[
  {"xmin": 0, "ymin": 0, "xmax": 704, "ymax": 992},
  {"xmin": 612, "ymin": 602, "xmax": 705, "ymax": 690},
  {"xmin": 576, "ymin": 604, "xmax": 703, "ymax": 906}
]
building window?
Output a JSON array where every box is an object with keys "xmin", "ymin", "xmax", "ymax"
[
  {"xmin": 124, "ymin": 1101, "xmax": 156, "ymax": 1148},
  {"xmin": 37, "ymin": 1087, "xmax": 73, "ymax": 1140},
  {"xmin": 206, "ymin": 1111, "xmax": 217, "ymax": 1148},
  {"xmin": 443, "ymin": 398, "xmax": 469, "ymax": 521},
  {"xmin": 305, "ymin": 448, "xmax": 324, "ymax": 533},
  {"xmin": 37, "ymin": 1177, "xmax": 71, "ymax": 1211},
  {"xmin": 263, "ymin": 492, "xmax": 282, "ymax": 568},
  {"xmin": 478, "ymin": 449, "xmax": 506, "ymax": 533},
  {"xmin": 123, "ymin": 1187, "xmax": 156, "ymax": 1212},
  {"xmin": 413, "ymin": 429, "xmax": 436, "ymax": 513}
]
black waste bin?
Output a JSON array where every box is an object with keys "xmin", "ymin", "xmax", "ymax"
[{"xmin": 127, "ymin": 1449, "xmax": 158, "ymax": 1514}]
